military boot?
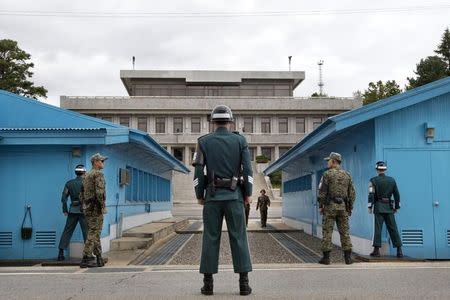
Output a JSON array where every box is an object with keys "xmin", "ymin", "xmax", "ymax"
[
  {"xmin": 80, "ymin": 255, "xmax": 94, "ymax": 268},
  {"xmin": 318, "ymin": 251, "xmax": 331, "ymax": 265},
  {"xmin": 201, "ymin": 273, "xmax": 213, "ymax": 296},
  {"xmin": 370, "ymin": 247, "xmax": 381, "ymax": 257},
  {"xmin": 97, "ymin": 255, "xmax": 105, "ymax": 267},
  {"xmin": 397, "ymin": 247, "xmax": 404, "ymax": 258},
  {"xmin": 344, "ymin": 250, "xmax": 353, "ymax": 265},
  {"xmin": 57, "ymin": 249, "xmax": 65, "ymax": 261},
  {"xmin": 239, "ymin": 272, "xmax": 252, "ymax": 296}
]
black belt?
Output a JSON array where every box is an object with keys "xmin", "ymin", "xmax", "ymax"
[
  {"xmin": 378, "ymin": 198, "xmax": 391, "ymax": 203},
  {"xmin": 215, "ymin": 178, "xmax": 232, "ymax": 188},
  {"xmin": 331, "ymin": 197, "xmax": 345, "ymax": 204}
]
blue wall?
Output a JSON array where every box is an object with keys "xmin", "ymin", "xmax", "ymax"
[
  {"xmin": 0, "ymin": 144, "xmax": 174, "ymax": 260},
  {"xmin": 375, "ymin": 94, "xmax": 450, "ymax": 258},
  {"xmin": 282, "ymin": 121, "xmax": 376, "ymax": 240}
]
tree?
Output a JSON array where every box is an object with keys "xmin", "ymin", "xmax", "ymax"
[
  {"xmin": 434, "ymin": 27, "xmax": 450, "ymax": 75},
  {"xmin": 406, "ymin": 56, "xmax": 447, "ymax": 90},
  {"xmin": 362, "ymin": 80, "xmax": 401, "ymax": 105},
  {"xmin": 311, "ymin": 92, "xmax": 328, "ymax": 97},
  {"xmin": 0, "ymin": 39, "xmax": 47, "ymax": 99}
]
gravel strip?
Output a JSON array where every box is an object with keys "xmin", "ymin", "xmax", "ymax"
[
  {"xmin": 169, "ymin": 232, "xmax": 300, "ymax": 265},
  {"xmin": 287, "ymin": 231, "xmax": 346, "ymax": 263}
]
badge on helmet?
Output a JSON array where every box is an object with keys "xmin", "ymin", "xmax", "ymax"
[{"xmin": 210, "ymin": 105, "xmax": 234, "ymax": 122}]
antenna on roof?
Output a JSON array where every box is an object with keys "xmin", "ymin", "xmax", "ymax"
[
  {"xmin": 132, "ymin": 56, "xmax": 135, "ymax": 70},
  {"xmin": 288, "ymin": 56, "xmax": 292, "ymax": 72},
  {"xmin": 318, "ymin": 60, "xmax": 324, "ymax": 96}
]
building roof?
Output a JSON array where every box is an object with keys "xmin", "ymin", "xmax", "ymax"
[
  {"xmin": 120, "ymin": 70, "xmax": 305, "ymax": 94},
  {"xmin": 264, "ymin": 76, "xmax": 450, "ymax": 175},
  {"xmin": 0, "ymin": 90, "xmax": 189, "ymax": 174}
]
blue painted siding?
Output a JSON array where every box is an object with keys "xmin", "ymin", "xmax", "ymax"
[
  {"xmin": 282, "ymin": 121, "xmax": 376, "ymax": 240},
  {"xmin": 376, "ymin": 94, "xmax": 450, "ymax": 152}
]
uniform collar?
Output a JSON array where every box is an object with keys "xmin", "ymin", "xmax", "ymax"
[
  {"xmin": 215, "ymin": 127, "xmax": 230, "ymax": 134},
  {"xmin": 378, "ymin": 173, "xmax": 386, "ymax": 176}
]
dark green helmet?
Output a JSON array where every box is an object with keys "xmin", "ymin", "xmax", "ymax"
[{"xmin": 210, "ymin": 105, "xmax": 234, "ymax": 122}]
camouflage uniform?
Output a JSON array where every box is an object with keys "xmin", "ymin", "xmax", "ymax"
[
  {"xmin": 81, "ymin": 168, "xmax": 106, "ymax": 257},
  {"xmin": 256, "ymin": 195, "xmax": 270, "ymax": 227},
  {"xmin": 318, "ymin": 165, "xmax": 356, "ymax": 252}
]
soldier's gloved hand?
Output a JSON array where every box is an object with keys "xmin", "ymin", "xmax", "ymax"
[
  {"xmin": 319, "ymin": 207, "xmax": 324, "ymax": 215},
  {"xmin": 64, "ymin": 212, "xmax": 68, "ymax": 216},
  {"xmin": 368, "ymin": 207, "xmax": 373, "ymax": 214},
  {"xmin": 244, "ymin": 196, "xmax": 250, "ymax": 205},
  {"xmin": 393, "ymin": 209, "xmax": 397, "ymax": 214},
  {"xmin": 102, "ymin": 207, "xmax": 108, "ymax": 214},
  {"xmin": 197, "ymin": 198, "xmax": 205, "ymax": 206},
  {"xmin": 347, "ymin": 210, "xmax": 352, "ymax": 216}
]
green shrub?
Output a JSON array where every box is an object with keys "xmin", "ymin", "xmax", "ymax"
[
  {"xmin": 269, "ymin": 171, "xmax": 282, "ymax": 188},
  {"xmin": 255, "ymin": 155, "xmax": 269, "ymax": 163}
]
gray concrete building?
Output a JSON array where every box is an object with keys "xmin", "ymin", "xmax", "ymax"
[{"xmin": 61, "ymin": 70, "xmax": 361, "ymax": 166}]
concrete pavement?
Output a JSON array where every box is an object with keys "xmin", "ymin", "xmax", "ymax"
[{"xmin": 1, "ymin": 262, "xmax": 450, "ymax": 299}]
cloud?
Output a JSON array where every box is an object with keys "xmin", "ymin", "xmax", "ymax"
[{"xmin": 0, "ymin": 0, "xmax": 449, "ymax": 106}]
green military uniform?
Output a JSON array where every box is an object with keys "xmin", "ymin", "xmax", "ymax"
[
  {"xmin": 256, "ymin": 194, "xmax": 270, "ymax": 227},
  {"xmin": 58, "ymin": 175, "xmax": 88, "ymax": 250},
  {"xmin": 318, "ymin": 153, "xmax": 356, "ymax": 257},
  {"xmin": 368, "ymin": 173, "xmax": 402, "ymax": 248},
  {"xmin": 81, "ymin": 163, "xmax": 106, "ymax": 259},
  {"xmin": 193, "ymin": 127, "xmax": 253, "ymax": 275}
]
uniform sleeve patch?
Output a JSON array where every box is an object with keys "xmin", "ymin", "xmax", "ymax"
[
  {"xmin": 369, "ymin": 182, "xmax": 375, "ymax": 193},
  {"xmin": 193, "ymin": 178, "xmax": 199, "ymax": 187},
  {"xmin": 248, "ymin": 176, "xmax": 254, "ymax": 184}
]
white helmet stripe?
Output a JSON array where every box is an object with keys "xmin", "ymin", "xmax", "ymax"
[{"xmin": 212, "ymin": 113, "xmax": 231, "ymax": 119}]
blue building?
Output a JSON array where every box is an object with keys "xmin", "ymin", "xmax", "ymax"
[
  {"xmin": 0, "ymin": 91, "xmax": 189, "ymax": 260},
  {"xmin": 265, "ymin": 77, "xmax": 450, "ymax": 259}
]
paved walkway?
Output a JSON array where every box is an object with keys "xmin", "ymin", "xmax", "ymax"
[{"xmin": 1, "ymin": 262, "xmax": 450, "ymax": 299}]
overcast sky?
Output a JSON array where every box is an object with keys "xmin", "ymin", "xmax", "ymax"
[{"xmin": 1, "ymin": 0, "xmax": 449, "ymax": 106}]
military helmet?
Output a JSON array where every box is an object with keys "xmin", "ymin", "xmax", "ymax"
[
  {"xmin": 375, "ymin": 161, "xmax": 387, "ymax": 170},
  {"xmin": 210, "ymin": 105, "xmax": 234, "ymax": 122},
  {"xmin": 75, "ymin": 164, "xmax": 86, "ymax": 174}
]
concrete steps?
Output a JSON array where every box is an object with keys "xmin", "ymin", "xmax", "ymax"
[{"xmin": 110, "ymin": 217, "xmax": 189, "ymax": 251}]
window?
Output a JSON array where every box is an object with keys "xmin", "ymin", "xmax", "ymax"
[
  {"xmin": 125, "ymin": 166, "xmax": 171, "ymax": 202},
  {"xmin": 155, "ymin": 117, "xmax": 166, "ymax": 133},
  {"xmin": 261, "ymin": 117, "xmax": 271, "ymax": 133},
  {"xmin": 248, "ymin": 147, "xmax": 256, "ymax": 161},
  {"xmin": 101, "ymin": 116, "xmax": 112, "ymax": 122},
  {"xmin": 173, "ymin": 117, "xmax": 183, "ymax": 133},
  {"xmin": 119, "ymin": 116, "xmax": 130, "ymax": 127},
  {"xmin": 279, "ymin": 147, "xmax": 290, "ymax": 157},
  {"xmin": 243, "ymin": 117, "xmax": 253, "ymax": 133},
  {"xmin": 261, "ymin": 147, "xmax": 273, "ymax": 161},
  {"xmin": 173, "ymin": 148, "xmax": 184, "ymax": 162},
  {"xmin": 296, "ymin": 117, "xmax": 305, "ymax": 133},
  {"xmin": 191, "ymin": 117, "xmax": 201, "ymax": 133},
  {"xmin": 279, "ymin": 117, "xmax": 288, "ymax": 134},
  {"xmin": 313, "ymin": 117, "xmax": 323, "ymax": 130},
  {"xmin": 283, "ymin": 174, "xmax": 312, "ymax": 193},
  {"xmin": 137, "ymin": 117, "xmax": 148, "ymax": 132}
]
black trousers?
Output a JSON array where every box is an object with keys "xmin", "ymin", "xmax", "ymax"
[
  {"xmin": 58, "ymin": 213, "xmax": 87, "ymax": 250},
  {"xmin": 260, "ymin": 209, "xmax": 268, "ymax": 227}
]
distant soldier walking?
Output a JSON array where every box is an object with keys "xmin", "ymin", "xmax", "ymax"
[
  {"xmin": 57, "ymin": 165, "xmax": 88, "ymax": 261},
  {"xmin": 244, "ymin": 201, "xmax": 251, "ymax": 227},
  {"xmin": 193, "ymin": 105, "xmax": 253, "ymax": 296},
  {"xmin": 318, "ymin": 152, "xmax": 356, "ymax": 265},
  {"xmin": 368, "ymin": 161, "xmax": 403, "ymax": 258},
  {"xmin": 256, "ymin": 189, "xmax": 271, "ymax": 227},
  {"xmin": 80, "ymin": 153, "xmax": 108, "ymax": 268}
]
